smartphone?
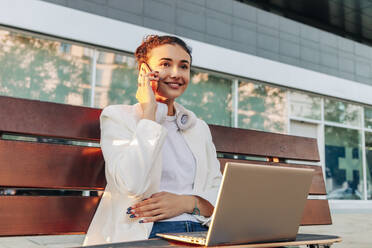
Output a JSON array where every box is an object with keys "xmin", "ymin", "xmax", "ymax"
[{"xmin": 141, "ymin": 62, "xmax": 158, "ymax": 94}]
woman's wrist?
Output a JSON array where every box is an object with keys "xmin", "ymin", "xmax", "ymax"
[
  {"xmin": 182, "ymin": 195, "xmax": 197, "ymax": 214},
  {"xmin": 141, "ymin": 103, "xmax": 157, "ymax": 121}
]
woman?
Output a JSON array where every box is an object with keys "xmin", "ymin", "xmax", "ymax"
[{"xmin": 83, "ymin": 35, "xmax": 222, "ymax": 246}]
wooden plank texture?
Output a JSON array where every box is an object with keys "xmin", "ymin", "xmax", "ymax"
[
  {"xmin": 0, "ymin": 196, "xmax": 101, "ymax": 236},
  {"xmin": 0, "ymin": 197, "xmax": 331, "ymax": 237},
  {"xmin": 301, "ymin": 199, "xmax": 332, "ymax": 225},
  {"xmin": 218, "ymin": 158, "xmax": 327, "ymax": 195},
  {"xmin": 210, "ymin": 125, "xmax": 320, "ymax": 162},
  {"xmin": 0, "ymin": 96, "xmax": 101, "ymax": 140},
  {"xmin": 0, "ymin": 140, "xmax": 106, "ymax": 189}
]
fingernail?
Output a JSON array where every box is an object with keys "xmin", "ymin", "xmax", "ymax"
[
  {"xmin": 139, "ymin": 220, "xmax": 144, "ymax": 223},
  {"xmin": 130, "ymin": 214, "xmax": 136, "ymax": 218},
  {"xmin": 126, "ymin": 209, "xmax": 131, "ymax": 214},
  {"xmin": 126, "ymin": 207, "xmax": 132, "ymax": 212}
]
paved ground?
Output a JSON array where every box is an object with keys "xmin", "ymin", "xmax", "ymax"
[
  {"xmin": 0, "ymin": 213, "xmax": 370, "ymax": 247},
  {"xmin": 0, "ymin": 234, "xmax": 84, "ymax": 248},
  {"xmin": 299, "ymin": 212, "xmax": 372, "ymax": 248}
]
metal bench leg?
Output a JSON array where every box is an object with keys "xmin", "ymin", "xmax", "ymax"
[{"xmin": 307, "ymin": 244, "xmax": 332, "ymax": 248}]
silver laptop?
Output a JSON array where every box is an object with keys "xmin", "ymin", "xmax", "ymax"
[{"xmin": 157, "ymin": 162, "xmax": 315, "ymax": 246}]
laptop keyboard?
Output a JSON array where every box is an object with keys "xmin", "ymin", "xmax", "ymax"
[
  {"xmin": 177, "ymin": 231, "xmax": 207, "ymax": 238},
  {"xmin": 157, "ymin": 231, "xmax": 208, "ymax": 245},
  {"xmin": 175, "ymin": 231, "xmax": 207, "ymax": 245}
]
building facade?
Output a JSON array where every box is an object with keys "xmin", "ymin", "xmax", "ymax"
[{"xmin": 1, "ymin": 0, "xmax": 372, "ymax": 212}]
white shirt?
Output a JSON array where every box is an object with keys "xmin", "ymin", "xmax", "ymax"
[{"xmin": 160, "ymin": 115, "xmax": 197, "ymax": 222}]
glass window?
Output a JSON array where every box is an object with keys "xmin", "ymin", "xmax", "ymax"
[
  {"xmin": 83, "ymin": 48, "xmax": 93, "ymax": 58},
  {"xmin": 324, "ymin": 98, "xmax": 362, "ymax": 127},
  {"xmin": 325, "ymin": 126, "xmax": 363, "ymax": 199},
  {"xmin": 94, "ymin": 92, "xmax": 102, "ymax": 108},
  {"xmin": 0, "ymin": 28, "xmax": 92, "ymax": 106},
  {"xmin": 95, "ymin": 68, "xmax": 104, "ymax": 86},
  {"xmin": 289, "ymin": 91, "xmax": 321, "ymax": 120},
  {"xmin": 59, "ymin": 43, "xmax": 71, "ymax": 54},
  {"xmin": 238, "ymin": 80, "xmax": 287, "ymax": 133},
  {"xmin": 93, "ymin": 51, "xmax": 138, "ymax": 108},
  {"xmin": 178, "ymin": 70, "xmax": 232, "ymax": 126},
  {"xmin": 366, "ymin": 132, "xmax": 372, "ymax": 200},
  {"xmin": 365, "ymin": 106, "xmax": 372, "ymax": 129},
  {"xmin": 114, "ymin": 54, "xmax": 124, "ymax": 64},
  {"xmin": 97, "ymin": 52, "xmax": 106, "ymax": 64}
]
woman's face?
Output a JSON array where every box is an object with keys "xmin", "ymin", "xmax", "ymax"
[{"xmin": 146, "ymin": 44, "xmax": 191, "ymax": 102}]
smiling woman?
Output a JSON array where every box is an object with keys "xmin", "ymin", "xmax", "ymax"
[
  {"xmin": 146, "ymin": 44, "xmax": 190, "ymax": 101},
  {"xmin": 135, "ymin": 39, "xmax": 191, "ymax": 117},
  {"xmin": 83, "ymin": 35, "xmax": 222, "ymax": 246}
]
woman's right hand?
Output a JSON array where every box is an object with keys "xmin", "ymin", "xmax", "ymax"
[{"xmin": 136, "ymin": 64, "xmax": 159, "ymax": 121}]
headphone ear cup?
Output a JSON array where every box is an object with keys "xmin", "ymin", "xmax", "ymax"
[
  {"xmin": 176, "ymin": 111, "xmax": 196, "ymax": 130},
  {"xmin": 155, "ymin": 102, "xmax": 167, "ymax": 124}
]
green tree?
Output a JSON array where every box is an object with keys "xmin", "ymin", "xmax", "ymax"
[
  {"xmin": 178, "ymin": 70, "xmax": 232, "ymax": 126},
  {"xmin": 238, "ymin": 82, "xmax": 287, "ymax": 133},
  {"xmin": 0, "ymin": 32, "xmax": 90, "ymax": 106},
  {"xmin": 107, "ymin": 65, "xmax": 138, "ymax": 105},
  {"xmin": 324, "ymin": 99, "xmax": 360, "ymax": 126}
]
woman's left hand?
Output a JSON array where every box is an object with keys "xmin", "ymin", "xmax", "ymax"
[{"xmin": 128, "ymin": 192, "xmax": 194, "ymax": 223}]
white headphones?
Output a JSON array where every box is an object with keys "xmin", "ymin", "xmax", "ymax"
[{"xmin": 156, "ymin": 102, "xmax": 196, "ymax": 131}]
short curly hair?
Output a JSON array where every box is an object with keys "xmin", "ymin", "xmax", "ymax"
[{"xmin": 134, "ymin": 35, "xmax": 192, "ymax": 70}]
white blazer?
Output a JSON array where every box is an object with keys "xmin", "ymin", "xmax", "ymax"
[{"xmin": 83, "ymin": 103, "xmax": 222, "ymax": 246}]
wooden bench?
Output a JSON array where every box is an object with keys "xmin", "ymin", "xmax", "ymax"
[{"xmin": 0, "ymin": 96, "xmax": 341, "ymax": 247}]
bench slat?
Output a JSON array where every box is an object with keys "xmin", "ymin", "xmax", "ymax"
[
  {"xmin": 0, "ymin": 96, "xmax": 101, "ymax": 140},
  {"xmin": 301, "ymin": 199, "xmax": 332, "ymax": 225},
  {"xmin": 0, "ymin": 140, "xmax": 106, "ymax": 189},
  {"xmin": 0, "ymin": 196, "xmax": 100, "ymax": 236},
  {"xmin": 210, "ymin": 125, "xmax": 320, "ymax": 162},
  {"xmin": 218, "ymin": 158, "xmax": 327, "ymax": 195},
  {"xmin": 0, "ymin": 140, "xmax": 325, "ymax": 194},
  {"xmin": 0, "ymin": 196, "xmax": 330, "ymax": 236}
]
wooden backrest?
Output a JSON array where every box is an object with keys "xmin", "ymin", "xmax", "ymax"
[
  {"xmin": 0, "ymin": 96, "xmax": 331, "ymax": 237},
  {"xmin": 0, "ymin": 96, "xmax": 105, "ymax": 236}
]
